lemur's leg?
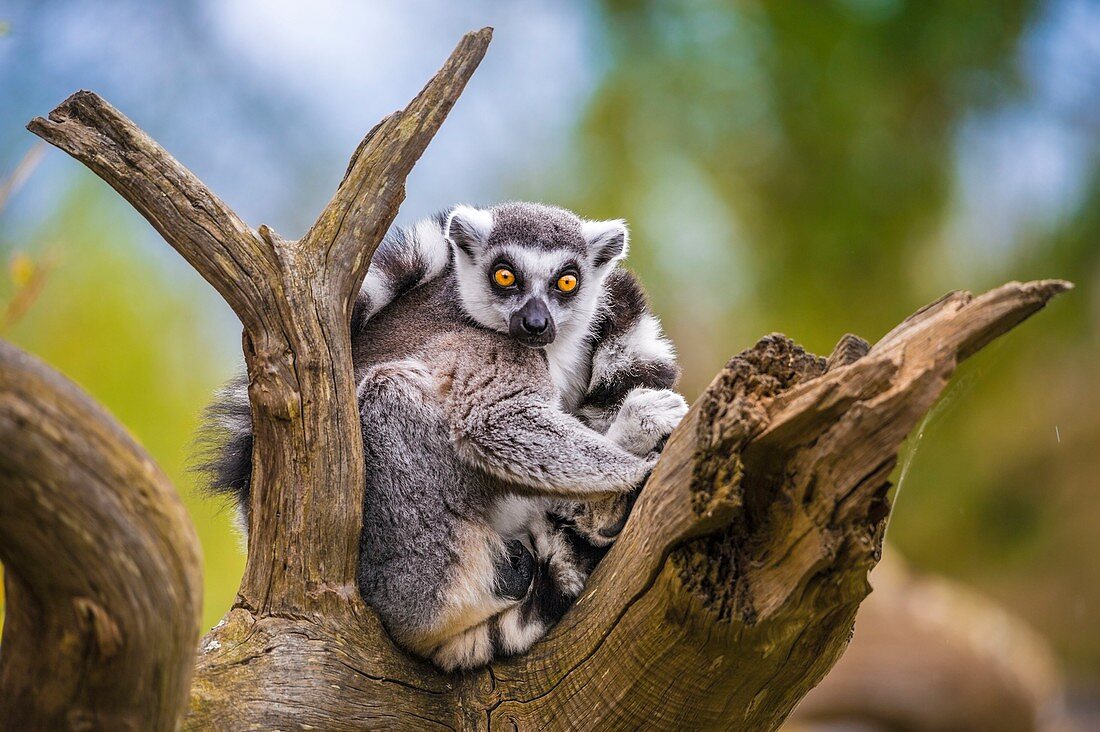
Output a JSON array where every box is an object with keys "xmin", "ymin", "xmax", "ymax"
[{"xmin": 357, "ymin": 359, "xmax": 533, "ymax": 671}]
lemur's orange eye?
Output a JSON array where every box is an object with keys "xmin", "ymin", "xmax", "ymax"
[
  {"xmin": 556, "ymin": 274, "xmax": 578, "ymax": 293},
  {"xmin": 493, "ymin": 268, "xmax": 516, "ymax": 288}
]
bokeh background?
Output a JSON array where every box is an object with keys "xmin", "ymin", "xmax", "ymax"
[{"xmin": 2, "ymin": 0, "xmax": 1097, "ymax": 712}]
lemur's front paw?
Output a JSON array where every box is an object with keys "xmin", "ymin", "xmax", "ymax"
[{"xmin": 607, "ymin": 387, "xmax": 689, "ymax": 457}]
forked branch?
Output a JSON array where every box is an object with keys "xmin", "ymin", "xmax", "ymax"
[{"xmin": 27, "ymin": 29, "xmax": 493, "ymax": 616}]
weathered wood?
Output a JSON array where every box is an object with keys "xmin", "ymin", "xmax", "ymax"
[
  {"xmin": 8, "ymin": 22, "xmax": 1071, "ymax": 731},
  {"xmin": 28, "ymin": 28, "xmax": 493, "ymax": 619},
  {"xmin": 0, "ymin": 341, "xmax": 202, "ymax": 730},
  {"xmin": 190, "ymin": 281, "xmax": 1067, "ymax": 730},
  {"xmin": 476, "ymin": 280, "xmax": 1069, "ymax": 730}
]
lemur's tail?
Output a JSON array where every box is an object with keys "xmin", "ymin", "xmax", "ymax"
[
  {"xmin": 353, "ymin": 211, "xmax": 453, "ymax": 328},
  {"xmin": 196, "ymin": 211, "xmax": 454, "ymax": 514}
]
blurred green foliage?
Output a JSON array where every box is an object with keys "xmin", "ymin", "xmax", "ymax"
[
  {"xmin": 559, "ymin": 0, "xmax": 1098, "ymax": 674},
  {"xmin": 1, "ymin": 182, "xmax": 245, "ymax": 631}
]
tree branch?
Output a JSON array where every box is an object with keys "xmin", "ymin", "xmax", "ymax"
[
  {"xmin": 0, "ymin": 341, "xmax": 202, "ymax": 730},
  {"xmin": 26, "ymin": 93, "xmax": 272, "ymax": 332},
  {"xmin": 27, "ymin": 29, "xmax": 493, "ymax": 616},
  {"xmin": 482, "ymin": 280, "xmax": 1070, "ymax": 729},
  {"xmin": 303, "ymin": 26, "xmax": 493, "ymax": 295}
]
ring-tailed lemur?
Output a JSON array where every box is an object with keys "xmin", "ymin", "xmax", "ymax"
[{"xmin": 201, "ymin": 203, "xmax": 686, "ymax": 670}]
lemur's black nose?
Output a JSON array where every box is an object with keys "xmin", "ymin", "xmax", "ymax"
[
  {"xmin": 511, "ymin": 298, "xmax": 555, "ymax": 345},
  {"xmin": 522, "ymin": 314, "xmax": 548, "ymax": 334}
]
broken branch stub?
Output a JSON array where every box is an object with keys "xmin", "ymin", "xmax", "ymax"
[{"xmin": 481, "ymin": 280, "xmax": 1070, "ymax": 730}]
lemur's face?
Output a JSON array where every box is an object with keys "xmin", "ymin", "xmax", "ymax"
[{"xmin": 447, "ymin": 203, "xmax": 629, "ymax": 349}]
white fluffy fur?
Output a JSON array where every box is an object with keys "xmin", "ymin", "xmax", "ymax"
[{"xmin": 581, "ymin": 218, "xmax": 630, "ymax": 263}]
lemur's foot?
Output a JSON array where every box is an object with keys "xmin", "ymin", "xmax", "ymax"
[
  {"xmin": 356, "ymin": 358, "xmax": 436, "ymax": 405},
  {"xmin": 493, "ymin": 526, "xmax": 588, "ymax": 658},
  {"xmin": 493, "ymin": 539, "xmax": 535, "ymax": 601},
  {"xmin": 431, "ymin": 623, "xmax": 493, "ymax": 672},
  {"xmin": 561, "ymin": 490, "xmax": 639, "ymax": 547},
  {"xmin": 607, "ymin": 387, "xmax": 689, "ymax": 457}
]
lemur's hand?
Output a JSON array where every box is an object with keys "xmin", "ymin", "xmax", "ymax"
[{"xmin": 607, "ymin": 387, "xmax": 689, "ymax": 458}]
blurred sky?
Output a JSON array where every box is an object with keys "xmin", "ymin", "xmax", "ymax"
[
  {"xmin": 2, "ymin": 0, "xmax": 1098, "ymax": 681},
  {"xmin": 2, "ymin": 0, "xmax": 1096, "ymax": 294},
  {"xmin": 3, "ymin": 0, "xmax": 1093, "ymax": 268},
  {"xmin": 1, "ymin": 0, "xmax": 597, "ymax": 238}
]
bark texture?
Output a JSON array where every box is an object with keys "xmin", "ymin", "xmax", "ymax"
[{"xmin": 0, "ymin": 24, "xmax": 1071, "ymax": 731}]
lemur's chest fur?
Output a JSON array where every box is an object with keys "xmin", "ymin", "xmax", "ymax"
[{"xmin": 544, "ymin": 326, "xmax": 594, "ymax": 412}]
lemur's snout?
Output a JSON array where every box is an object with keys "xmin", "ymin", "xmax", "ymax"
[
  {"xmin": 523, "ymin": 312, "xmax": 548, "ymax": 334},
  {"xmin": 510, "ymin": 298, "xmax": 556, "ymax": 347}
]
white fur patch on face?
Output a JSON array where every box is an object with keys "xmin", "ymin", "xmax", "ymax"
[
  {"xmin": 453, "ymin": 244, "xmax": 588, "ymax": 336},
  {"xmin": 507, "ymin": 246, "xmax": 575, "ymax": 314},
  {"xmin": 452, "ymin": 252, "xmax": 509, "ymax": 333}
]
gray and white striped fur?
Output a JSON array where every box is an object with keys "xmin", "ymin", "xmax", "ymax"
[{"xmin": 200, "ymin": 202, "xmax": 685, "ymax": 670}]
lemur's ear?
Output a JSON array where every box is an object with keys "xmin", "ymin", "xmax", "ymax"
[
  {"xmin": 446, "ymin": 205, "xmax": 494, "ymax": 257},
  {"xmin": 582, "ymin": 219, "xmax": 629, "ymax": 269}
]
